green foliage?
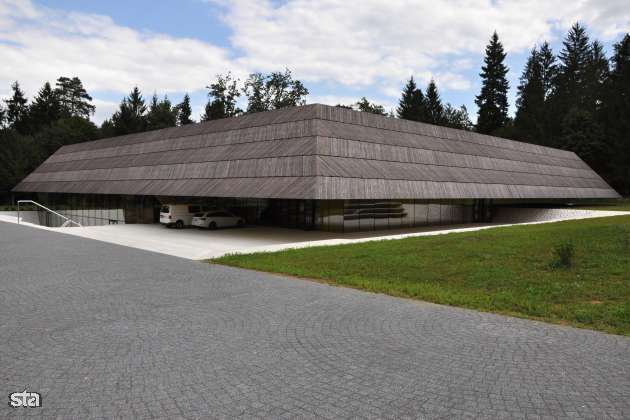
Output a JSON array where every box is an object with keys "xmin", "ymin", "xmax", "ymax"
[
  {"xmin": 442, "ymin": 104, "xmax": 473, "ymax": 130},
  {"xmin": 353, "ymin": 97, "xmax": 387, "ymax": 115},
  {"xmin": 102, "ymin": 87, "xmax": 148, "ymax": 136},
  {"xmin": 214, "ymin": 215, "xmax": 630, "ymax": 335},
  {"xmin": 54, "ymin": 76, "xmax": 95, "ymax": 119},
  {"xmin": 550, "ymin": 240, "xmax": 575, "ymax": 269},
  {"xmin": 425, "ymin": 80, "xmax": 445, "ymax": 125},
  {"xmin": 175, "ymin": 93, "xmax": 194, "ymax": 125},
  {"xmin": 34, "ymin": 117, "xmax": 99, "ymax": 158},
  {"xmin": 396, "ymin": 76, "xmax": 427, "ymax": 121},
  {"xmin": 242, "ymin": 69, "xmax": 310, "ymax": 113},
  {"xmin": 202, "ymin": 72, "xmax": 241, "ymax": 121},
  {"xmin": 475, "ymin": 32, "xmax": 510, "ymax": 134},
  {"xmin": 146, "ymin": 94, "xmax": 177, "ymax": 131},
  {"xmin": 4, "ymin": 81, "xmax": 29, "ymax": 133}
]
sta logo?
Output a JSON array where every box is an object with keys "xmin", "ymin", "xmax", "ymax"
[{"xmin": 9, "ymin": 390, "xmax": 41, "ymax": 408}]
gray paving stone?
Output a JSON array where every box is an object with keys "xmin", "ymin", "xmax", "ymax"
[{"xmin": 1, "ymin": 221, "xmax": 629, "ymax": 419}]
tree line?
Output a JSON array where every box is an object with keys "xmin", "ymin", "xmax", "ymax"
[{"xmin": 1, "ymin": 23, "xmax": 628, "ymax": 202}]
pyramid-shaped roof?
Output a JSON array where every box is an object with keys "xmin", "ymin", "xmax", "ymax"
[{"xmin": 13, "ymin": 104, "xmax": 620, "ymax": 200}]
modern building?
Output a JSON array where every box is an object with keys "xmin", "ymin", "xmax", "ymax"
[{"xmin": 13, "ymin": 104, "xmax": 619, "ymax": 231}]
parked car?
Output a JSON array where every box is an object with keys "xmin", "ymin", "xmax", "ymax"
[
  {"xmin": 160, "ymin": 204, "xmax": 210, "ymax": 228},
  {"xmin": 191, "ymin": 210, "xmax": 245, "ymax": 229}
]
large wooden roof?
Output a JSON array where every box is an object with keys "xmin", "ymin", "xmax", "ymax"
[{"xmin": 14, "ymin": 104, "xmax": 620, "ymax": 200}]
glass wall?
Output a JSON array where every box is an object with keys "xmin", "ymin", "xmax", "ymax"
[{"xmin": 316, "ymin": 199, "xmax": 474, "ymax": 232}]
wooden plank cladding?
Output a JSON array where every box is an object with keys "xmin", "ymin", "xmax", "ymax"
[{"xmin": 13, "ymin": 103, "xmax": 620, "ymax": 200}]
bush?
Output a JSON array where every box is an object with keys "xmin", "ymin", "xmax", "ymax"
[{"xmin": 551, "ymin": 241, "xmax": 575, "ymax": 269}]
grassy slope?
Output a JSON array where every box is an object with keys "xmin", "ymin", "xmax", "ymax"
[{"xmin": 213, "ymin": 215, "xmax": 630, "ymax": 335}]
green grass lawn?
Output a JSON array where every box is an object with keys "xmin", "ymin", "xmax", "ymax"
[{"xmin": 213, "ymin": 215, "xmax": 630, "ymax": 335}]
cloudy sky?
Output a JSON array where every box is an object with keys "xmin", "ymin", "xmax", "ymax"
[{"xmin": 1, "ymin": 0, "xmax": 629, "ymax": 124}]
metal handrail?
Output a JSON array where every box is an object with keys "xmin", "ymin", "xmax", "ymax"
[{"xmin": 17, "ymin": 200, "xmax": 82, "ymax": 227}]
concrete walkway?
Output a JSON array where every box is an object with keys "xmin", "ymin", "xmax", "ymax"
[
  {"xmin": 1, "ymin": 221, "xmax": 629, "ymax": 419},
  {"xmin": 1, "ymin": 208, "xmax": 627, "ymax": 260}
]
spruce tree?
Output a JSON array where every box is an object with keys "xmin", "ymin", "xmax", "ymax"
[
  {"xmin": 602, "ymin": 34, "xmax": 630, "ymax": 195},
  {"xmin": 556, "ymin": 23, "xmax": 592, "ymax": 110},
  {"xmin": 175, "ymin": 93, "xmax": 193, "ymax": 125},
  {"xmin": 106, "ymin": 87, "xmax": 147, "ymax": 135},
  {"xmin": 4, "ymin": 81, "xmax": 29, "ymax": 133},
  {"xmin": 475, "ymin": 31, "xmax": 509, "ymax": 134},
  {"xmin": 146, "ymin": 94, "xmax": 177, "ymax": 130},
  {"xmin": 443, "ymin": 104, "xmax": 473, "ymax": 130},
  {"xmin": 30, "ymin": 82, "xmax": 62, "ymax": 130},
  {"xmin": 54, "ymin": 76, "xmax": 95, "ymax": 119},
  {"xmin": 514, "ymin": 48, "xmax": 545, "ymax": 143},
  {"xmin": 425, "ymin": 80, "xmax": 445, "ymax": 125},
  {"xmin": 585, "ymin": 41, "xmax": 609, "ymax": 114},
  {"xmin": 396, "ymin": 76, "xmax": 426, "ymax": 121}
]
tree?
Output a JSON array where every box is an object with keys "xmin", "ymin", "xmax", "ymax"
[
  {"xmin": 443, "ymin": 104, "xmax": 473, "ymax": 130},
  {"xmin": 201, "ymin": 73, "xmax": 241, "ymax": 121},
  {"xmin": 396, "ymin": 76, "xmax": 427, "ymax": 121},
  {"xmin": 35, "ymin": 116, "xmax": 99, "ymax": 158},
  {"xmin": 425, "ymin": 80, "xmax": 445, "ymax": 125},
  {"xmin": 54, "ymin": 76, "xmax": 95, "ymax": 119},
  {"xmin": 585, "ymin": 40, "xmax": 609, "ymax": 114},
  {"xmin": 354, "ymin": 97, "xmax": 387, "ymax": 115},
  {"xmin": 242, "ymin": 69, "xmax": 309, "ymax": 113},
  {"xmin": 175, "ymin": 93, "xmax": 193, "ymax": 125},
  {"xmin": 146, "ymin": 94, "xmax": 177, "ymax": 130},
  {"xmin": 601, "ymin": 34, "xmax": 630, "ymax": 195},
  {"xmin": 29, "ymin": 82, "xmax": 62, "ymax": 131},
  {"xmin": 4, "ymin": 81, "xmax": 29, "ymax": 133},
  {"xmin": 560, "ymin": 108, "xmax": 605, "ymax": 169},
  {"xmin": 475, "ymin": 31, "xmax": 510, "ymax": 134},
  {"xmin": 0, "ymin": 103, "xmax": 5, "ymax": 127},
  {"xmin": 514, "ymin": 48, "xmax": 546, "ymax": 143},
  {"xmin": 265, "ymin": 69, "xmax": 309, "ymax": 110},
  {"xmin": 103, "ymin": 87, "xmax": 147, "ymax": 136},
  {"xmin": 556, "ymin": 23, "xmax": 592, "ymax": 110}
]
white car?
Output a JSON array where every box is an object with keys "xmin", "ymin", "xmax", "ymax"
[
  {"xmin": 191, "ymin": 210, "xmax": 244, "ymax": 229},
  {"xmin": 160, "ymin": 204, "xmax": 209, "ymax": 228}
]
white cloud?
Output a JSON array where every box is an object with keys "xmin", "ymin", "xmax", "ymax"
[
  {"xmin": 220, "ymin": 0, "xmax": 630, "ymax": 97},
  {"xmin": 1, "ymin": 0, "xmax": 629, "ymax": 124},
  {"xmin": 0, "ymin": 0, "xmax": 241, "ymax": 102}
]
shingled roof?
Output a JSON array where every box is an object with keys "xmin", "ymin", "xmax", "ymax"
[{"xmin": 13, "ymin": 104, "xmax": 620, "ymax": 200}]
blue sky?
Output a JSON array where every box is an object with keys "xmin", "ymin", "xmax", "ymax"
[{"xmin": 1, "ymin": 0, "xmax": 629, "ymax": 124}]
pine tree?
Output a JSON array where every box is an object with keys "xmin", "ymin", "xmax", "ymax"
[
  {"xmin": 396, "ymin": 76, "xmax": 426, "ymax": 121},
  {"xmin": 475, "ymin": 31, "xmax": 510, "ymax": 134},
  {"xmin": 202, "ymin": 73, "xmax": 241, "ymax": 121},
  {"xmin": 556, "ymin": 23, "xmax": 592, "ymax": 111},
  {"xmin": 602, "ymin": 34, "xmax": 630, "ymax": 195},
  {"xmin": 175, "ymin": 93, "xmax": 193, "ymax": 125},
  {"xmin": 30, "ymin": 82, "xmax": 62, "ymax": 130},
  {"xmin": 146, "ymin": 94, "xmax": 177, "ymax": 130},
  {"xmin": 585, "ymin": 41, "xmax": 609, "ymax": 114},
  {"xmin": 105, "ymin": 87, "xmax": 147, "ymax": 135},
  {"xmin": 514, "ymin": 48, "xmax": 545, "ymax": 143},
  {"xmin": 425, "ymin": 80, "xmax": 445, "ymax": 125},
  {"xmin": 54, "ymin": 76, "xmax": 95, "ymax": 119},
  {"xmin": 4, "ymin": 81, "xmax": 29, "ymax": 133}
]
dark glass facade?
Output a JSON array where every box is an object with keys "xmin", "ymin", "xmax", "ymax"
[{"xmin": 28, "ymin": 193, "xmax": 477, "ymax": 232}]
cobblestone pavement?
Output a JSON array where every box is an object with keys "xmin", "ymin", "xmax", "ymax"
[{"xmin": 1, "ymin": 222, "xmax": 629, "ymax": 419}]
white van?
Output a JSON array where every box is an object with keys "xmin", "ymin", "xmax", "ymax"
[{"xmin": 159, "ymin": 204, "xmax": 208, "ymax": 228}]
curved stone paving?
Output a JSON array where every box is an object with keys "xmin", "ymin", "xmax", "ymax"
[{"xmin": 1, "ymin": 222, "xmax": 628, "ymax": 419}]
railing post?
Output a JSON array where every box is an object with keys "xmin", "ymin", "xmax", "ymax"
[{"xmin": 17, "ymin": 201, "xmax": 20, "ymax": 224}]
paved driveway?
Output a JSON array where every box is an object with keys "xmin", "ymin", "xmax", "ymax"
[{"xmin": 1, "ymin": 221, "xmax": 629, "ymax": 419}]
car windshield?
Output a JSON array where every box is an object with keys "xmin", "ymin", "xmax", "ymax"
[{"xmin": 160, "ymin": 206, "xmax": 169, "ymax": 213}]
